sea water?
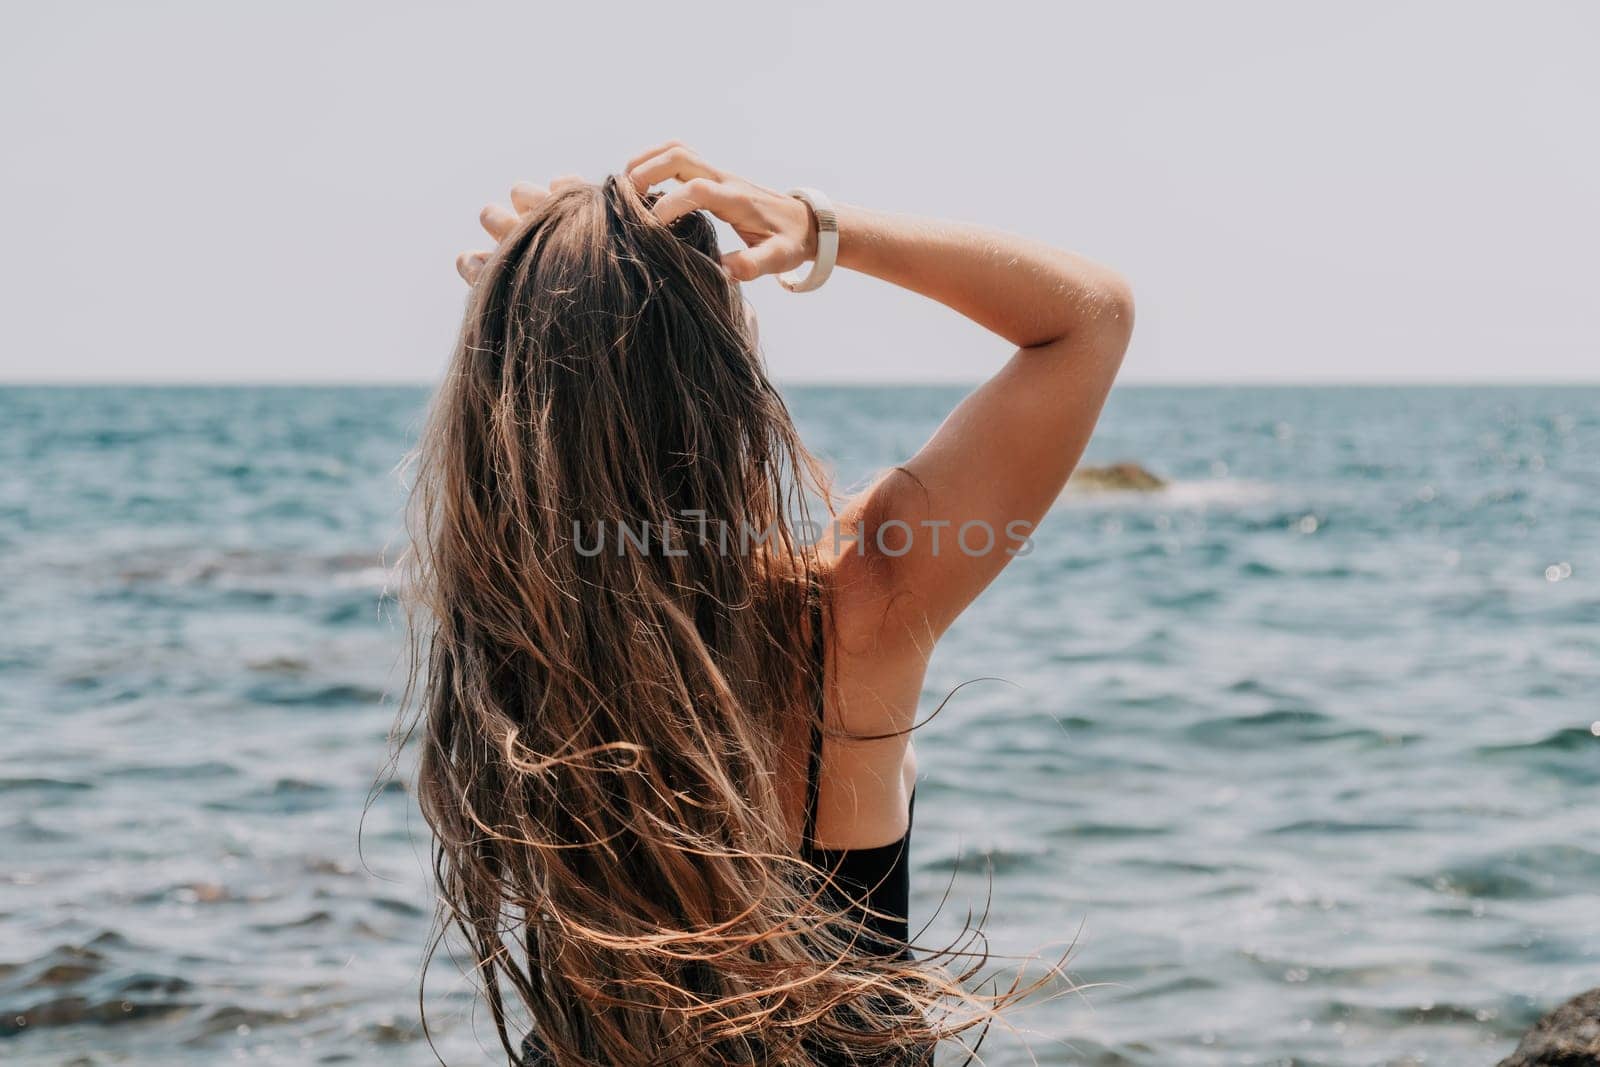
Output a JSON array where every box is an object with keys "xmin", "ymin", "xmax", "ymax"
[{"xmin": 1, "ymin": 385, "xmax": 1595, "ymax": 1065}]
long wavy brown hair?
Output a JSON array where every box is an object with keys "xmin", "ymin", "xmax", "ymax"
[{"xmin": 400, "ymin": 176, "xmax": 1032, "ymax": 1065}]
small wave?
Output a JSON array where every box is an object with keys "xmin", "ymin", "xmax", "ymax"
[
  {"xmin": 368, "ymin": 896, "xmax": 428, "ymax": 918},
  {"xmin": 1476, "ymin": 727, "xmax": 1600, "ymax": 784},
  {"xmin": 1187, "ymin": 709, "xmax": 1412, "ymax": 750},
  {"xmin": 333, "ymin": 565, "xmax": 395, "ymax": 590},
  {"xmin": 1224, "ymin": 677, "xmax": 1307, "ymax": 702},
  {"xmin": 0, "ymin": 940, "xmax": 194, "ymax": 1037},
  {"xmin": 250, "ymin": 910, "xmax": 335, "ymax": 933},
  {"xmin": 920, "ymin": 843, "xmax": 1053, "ymax": 877},
  {"xmin": 131, "ymin": 881, "xmax": 234, "ymax": 907},
  {"xmin": 185, "ymin": 1003, "xmax": 302, "ymax": 1041},
  {"xmin": 205, "ymin": 779, "xmax": 336, "ymax": 815},
  {"xmin": 1051, "ymin": 821, "xmax": 1173, "ymax": 839},
  {"xmin": 1115, "ymin": 857, "xmax": 1232, "ymax": 876},
  {"xmin": 105, "ymin": 760, "xmax": 239, "ymax": 782},
  {"xmin": 321, "ymin": 597, "xmax": 389, "ymax": 625},
  {"xmin": 1112, "ymin": 974, "xmax": 1222, "ymax": 1002},
  {"xmin": 271, "ymin": 777, "xmax": 332, "ymax": 793},
  {"xmin": 246, "ymin": 654, "xmax": 312, "ymax": 674},
  {"xmin": 242, "ymin": 680, "xmax": 386, "ymax": 707},
  {"xmin": 2, "ymin": 993, "xmax": 192, "ymax": 1035},
  {"xmin": 108, "ymin": 547, "xmax": 399, "ymax": 598},
  {"xmin": 1148, "ymin": 587, "xmax": 1222, "ymax": 609},
  {"xmin": 1159, "ymin": 478, "xmax": 1275, "ymax": 508},
  {"xmin": 3, "ymin": 944, "xmax": 107, "ymax": 991},
  {"xmin": 1480, "ymin": 725, "xmax": 1600, "ymax": 756},
  {"xmin": 1413, "ymin": 844, "xmax": 1600, "ymax": 901},
  {"xmin": 7, "ymin": 816, "xmax": 72, "ymax": 843},
  {"xmin": 1185, "ymin": 708, "xmax": 1327, "ymax": 743},
  {"xmin": 1266, "ymin": 818, "xmax": 1413, "ymax": 836},
  {"xmin": 1059, "ymin": 477, "xmax": 1274, "ymax": 509},
  {"xmin": 363, "ymin": 1017, "xmax": 427, "ymax": 1044},
  {"xmin": 0, "ymin": 776, "xmax": 92, "ymax": 795},
  {"xmin": 1316, "ymin": 998, "xmax": 1499, "ymax": 1029},
  {"xmin": 303, "ymin": 856, "xmax": 357, "ymax": 877}
]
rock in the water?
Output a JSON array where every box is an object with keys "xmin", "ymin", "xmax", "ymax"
[
  {"xmin": 1068, "ymin": 462, "xmax": 1167, "ymax": 492},
  {"xmin": 1498, "ymin": 988, "xmax": 1600, "ymax": 1066}
]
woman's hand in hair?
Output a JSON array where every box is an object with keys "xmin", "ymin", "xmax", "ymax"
[
  {"xmin": 454, "ymin": 175, "xmax": 585, "ymax": 284},
  {"xmin": 625, "ymin": 142, "xmax": 817, "ymax": 283}
]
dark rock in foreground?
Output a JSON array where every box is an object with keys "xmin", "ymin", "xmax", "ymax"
[
  {"xmin": 1068, "ymin": 462, "xmax": 1167, "ymax": 492},
  {"xmin": 1498, "ymin": 988, "xmax": 1600, "ymax": 1066}
]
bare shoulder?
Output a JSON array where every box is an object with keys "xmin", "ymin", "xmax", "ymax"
[
  {"xmin": 822, "ymin": 471, "xmax": 938, "ymax": 655},
  {"xmin": 817, "ymin": 478, "xmax": 934, "ymax": 741}
]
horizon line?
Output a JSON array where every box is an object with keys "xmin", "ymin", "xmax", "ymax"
[{"xmin": 2, "ymin": 377, "xmax": 1598, "ymax": 389}]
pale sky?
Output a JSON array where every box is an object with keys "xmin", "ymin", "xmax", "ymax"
[{"xmin": 2, "ymin": 1, "xmax": 1596, "ymax": 384}]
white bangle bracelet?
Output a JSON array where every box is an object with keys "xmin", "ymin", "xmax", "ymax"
[{"xmin": 777, "ymin": 188, "xmax": 838, "ymax": 293}]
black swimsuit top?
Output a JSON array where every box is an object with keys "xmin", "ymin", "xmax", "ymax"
[{"xmin": 798, "ymin": 592, "xmax": 915, "ymax": 958}]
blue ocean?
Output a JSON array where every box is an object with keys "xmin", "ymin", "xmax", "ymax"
[{"xmin": 1, "ymin": 385, "xmax": 1595, "ymax": 1066}]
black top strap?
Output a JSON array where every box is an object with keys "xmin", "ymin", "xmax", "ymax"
[{"xmin": 801, "ymin": 582, "xmax": 826, "ymax": 851}]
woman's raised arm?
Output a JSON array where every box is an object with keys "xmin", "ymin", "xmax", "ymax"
[
  {"xmin": 826, "ymin": 205, "xmax": 1133, "ymax": 647},
  {"xmin": 593, "ymin": 143, "xmax": 1133, "ymax": 654}
]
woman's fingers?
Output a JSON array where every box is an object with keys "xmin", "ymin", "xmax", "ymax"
[
  {"xmin": 549, "ymin": 173, "xmax": 585, "ymax": 193},
  {"xmin": 625, "ymin": 140, "xmax": 687, "ymax": 174},
  {"xmin": 509, "ymin": 182, "xmax": 549, "ymax": 215},
  {"xmin": 456, "ymin": 251, "xmax": 490, "ymax": 285},
  {"xmin": 721, "ymin": 239, "xmax": 802, "ymax": 283},
  {"xmin": 628, "ymin": 144, "xmax": 719, "ymax": 192},
  {"xmin": 651, "ymin": 177, "xmax": 741, "ymax": 226},
  {"xmin": 479, "ymin": 203, "xmax": 520, "ymax": 241}
]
